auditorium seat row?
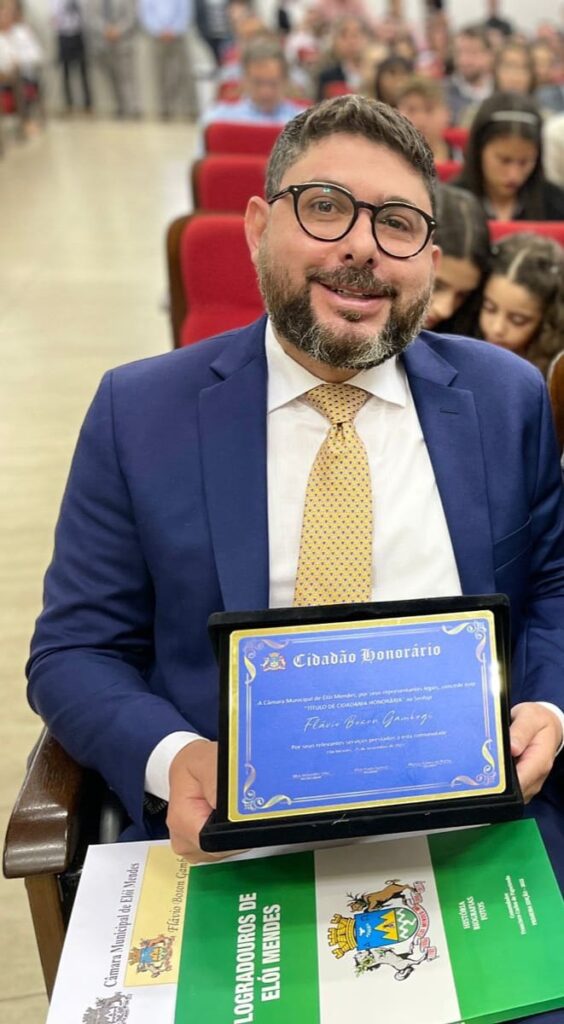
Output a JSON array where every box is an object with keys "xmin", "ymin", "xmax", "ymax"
[
  {"xmin": 191, "ymin": 153, "xmax": 465, "ymax": 214},
  {"xmin": 204, "ymin": 121, "xmax": 470, "ymax": 157}
]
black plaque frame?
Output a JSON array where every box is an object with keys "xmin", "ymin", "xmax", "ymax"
[{"xmin": 200, "ymin": 594, "xmax": 522, "ymax": 852}]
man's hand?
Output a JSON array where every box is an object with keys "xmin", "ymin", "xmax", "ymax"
[
  {"xmin": 167, "ymin": 740, "xmax": 225, "ymax": 863},
  {"xmin": 510, "ymin": 702, "xmax": 562, "ymax": 802}
]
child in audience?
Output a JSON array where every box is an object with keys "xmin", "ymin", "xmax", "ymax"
[
  {"xmin": 425, "ymin": 184, "xmax": 491, "ymax": 336},
  {"xmin": 396, "ymin": 76, "xmax": 453, "ymax": 162},
  {"xmin": 453, "ymin": 92, "xmax": 564, "ymax": 220},
  {"xmin": 493, "ymin": 40, "xmax": 536, "ymax": 96},
  {"xmin": 479, "ymin": 232, "xmax": 564, "ymax": 377}
]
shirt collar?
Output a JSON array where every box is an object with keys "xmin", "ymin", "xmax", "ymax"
[{"xmin": 265, "ymin": 318, "xmax": 407, "ymax": 412}]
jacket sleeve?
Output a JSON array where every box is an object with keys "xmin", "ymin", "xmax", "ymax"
[
  {"xmin": 511, "ymin": 376, "xmax": 564, "ymax": 711},
  {"xmin": 27, "ymin": 372, "xmax": 194, "ymax": 829}
]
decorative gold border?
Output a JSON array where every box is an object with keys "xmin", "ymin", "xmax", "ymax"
[{"xmin": 228, "ymin": 611, "xmax": 506, "ymax": 821}]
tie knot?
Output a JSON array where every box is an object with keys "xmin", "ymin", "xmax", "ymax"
[{"xmin": 304, "ymin": 383, "xmax": 370, "ymax": 426}]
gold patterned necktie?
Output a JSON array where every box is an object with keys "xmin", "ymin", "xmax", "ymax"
[{"xmin": 293, "ymin": 383, "xmax": 373, "ymax": 606}]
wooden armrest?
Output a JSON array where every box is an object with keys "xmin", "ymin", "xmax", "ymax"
[
  {"xmin": 166, "ymin": 213, "xmax": 191, "ymax": 348},
  {"xmin": 3, "ymin": 728, "xmax": 88, "ymax": 879}
]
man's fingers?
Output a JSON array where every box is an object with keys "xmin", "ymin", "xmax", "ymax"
[{"xmin": 510, "ymin": 706, "xmax": 538, "ymax": 758}]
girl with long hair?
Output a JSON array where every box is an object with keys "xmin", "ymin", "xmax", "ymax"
[
  {"xmin": 425, "ymin": 184, "xmax": 491, "ymax": 336},
  {"xmin": 479, "ymin": 232, "xmax": 564, "ymax": 376},
  {"xmin": 453, "ymin": 91, "xmax": 564, "ymax": 220}
]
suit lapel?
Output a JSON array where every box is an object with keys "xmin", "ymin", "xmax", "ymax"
[
  {"xmin": 199, "ymin": 320, "xmax": 270, "ymax": 611},
  {"xmin": 403, "ymin": 337, "xmax": 496, "ymax": 595}
]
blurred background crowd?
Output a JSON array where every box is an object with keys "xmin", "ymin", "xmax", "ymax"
[{"xmin": 2, "ymin": 0, "xmax": 564, "ymax": 379}]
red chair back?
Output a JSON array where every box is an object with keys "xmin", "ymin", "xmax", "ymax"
[
  {"xmin": 215, "ymin": 80, "xmax": 242, "ymax": 102},
  {"xmin": 443, "ymin": 126, "xmax": 469, "ymax": 152},
  {"xmin": 205, "ymin": 121, "xmax": 283, "ymax": 156},
  {"xmin": 170, "ymin": 214, "xmax": 264, "ymax": 347},
  {"xmin": 488, "ymin": 221, "xmax": 564, "ymax": 246},
  {"xmin": 192, "ymin": 154, "xmax": 267, "ymax": 212},
  {"xmin": 323, "ymin": 82, "xmax": 353, "ymax": 99},
  {"xmin": 435, "ymin": 159, "xmax": 462, "ymax": 183}
]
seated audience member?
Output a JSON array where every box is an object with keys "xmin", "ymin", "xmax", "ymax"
[
  {"xmin": 373, "ymin": 54, "xmax": 413, "ymax": 107},
  {"xmin": 453, "ymin": 92, "xmax": 564, "ymax": 221},
  {"xmin": 532, "ymin": 39, "xmax": 564, "ymax": 115},
  {"xmin": 315, "ymin": 15, "xmax": 369, "ymax": 102},
  {"xmin": 310, "ymin": 0, "xmax": 371, "ymax": 33},
  {"xmin": 396, "ymin": 76, "xmax": 452, "ymax": 162},
  {"xmin": 26, "ymin": 97, "xmax": 564, "ymax": 933},
  {"xmin": 198, "ymin": 37, "xmax": 304, "ymax": 151},
  {"xmin": 285, "ymin": 5, "xmax": 325, "ymax": 99},
  {"xmin": 0, "ymin": 0, "xmax": 43, "ymax": 130},
  {"xmin": 493, "ymin": 40, "xmax": 536, "ymax": 97},
  {"xmin": 445, "ymin": 24, "xmax": 494, "ymax": 126},
  {"xmin": 87, "ymin": 0, "xmax": 140, "ymax": 120},
  {"xmin": 420, "ymin": 9, "xmax": 452, "ymax": 78},
  {"xmin": 480, "ymin": 232, "xmax": 564, "ymax": 377},
  {"xmin": 425, "ymin": 183, "xmax": 491, "ymax": 336},
  {"xmin": 544, "ymin": 112, "xmax": 564, "ymax": 191},
  {"xmin": 217, "ymin": 0, "xmax": 268, "ymax": 79},
  {"xmin": 0, "ymin": 13, "xmax": 16, "ymax": 84},
  {"xmin": 51, "ymin": 0, "xmax": 93, "ymax": 115}
]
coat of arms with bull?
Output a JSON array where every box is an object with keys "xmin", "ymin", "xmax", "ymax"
[{"xmin": 327, "ymin": 879, "xmax": 438, "ymax": 979}]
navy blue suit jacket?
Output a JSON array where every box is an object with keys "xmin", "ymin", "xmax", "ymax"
[{"xmin": 28, "ymin": 317, "xmax": 564, "ymax": 848}]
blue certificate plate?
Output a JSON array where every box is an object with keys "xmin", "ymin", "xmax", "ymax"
[{"xmin": 201, "ymin": 596, "xmax": 522, "ymax": 852}]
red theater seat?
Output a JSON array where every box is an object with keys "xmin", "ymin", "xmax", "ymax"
[
  {"xmin": 191, "ymin": 154, "xmax": 267, "ymax": 212},
  {"xmin": 205, "ymin": 121, "xmax": 283, "ymax": 156},
  {"xmin": 166, "ymin": 213, "xmax": 264, "ymax": 348},
  {"xmin": 488, "ymin": 221, "xmax": 564, "ymax": 246},
  {"xmin": 435, "ymin": 159, "xmax": 462, "ymax": 182},
  {"xmin": 443, "ymin": 126, "xmax": 469, "ymax": 152},
  {"xmin": 323, "ymin": 82, "xmax": 353, "ymax": 99}
]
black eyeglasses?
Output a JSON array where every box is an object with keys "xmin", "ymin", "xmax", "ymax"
[{"xmin": 268, "ymin": 182, "xmax": 437, "ymax": 259}]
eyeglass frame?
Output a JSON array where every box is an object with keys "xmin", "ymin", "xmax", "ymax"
[{"xmin": 267, "ymin": 181, "xmax": 438, "ymax": 259}]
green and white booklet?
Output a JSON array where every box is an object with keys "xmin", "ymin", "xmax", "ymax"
[{"xmin": 47, "ymin": 819, "xmax": 564, "ymax": 1024}]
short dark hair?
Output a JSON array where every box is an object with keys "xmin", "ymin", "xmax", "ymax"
[
  {"xmin": 265, "ymin": 94, "xmax": 437, "ymax": 209},
  {"xmin": 396, "ymin": 75, "xmax": 447, "ymax": 108},
  {"xmin": 241, "ymin": 37, "xmax": 288, "ymax": 75},
  {"xmin": 455, "ymin": 24, "xmax": 491, "ymax": 49},
  {"xmin": 454, "ymin": 92, "xmax": 546, "ymax": 218},
  {"xmin": 432, "ymin": 183, "xmax": 491, "ymax": 336}
]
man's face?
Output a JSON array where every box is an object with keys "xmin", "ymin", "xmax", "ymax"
[
  {"xmin": 454, "ymin": 35, "xmax": 492, "ymax": 84},
  {"xmin": 245, "ymin": 135, "xmax": 438, "ymax": 372},
  {"xmin": 397, "ymin": 94, "xmax": 449, "ymax": 147},
  {"xmin": 244, "ymin": 58, "xmax": 286, "ymax": 114}
]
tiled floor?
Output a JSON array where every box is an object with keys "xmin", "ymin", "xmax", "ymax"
[{"xmin": 0, "ymin": 118, "xmax": 196, "ymax": 1022}]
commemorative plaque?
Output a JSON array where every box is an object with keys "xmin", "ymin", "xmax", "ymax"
[{"xmin": 200, "ymin": 595, "xmax": 522, "ymax": 852}]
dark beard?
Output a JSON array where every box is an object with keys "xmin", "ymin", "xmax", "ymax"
[{"xmin": 257, "ymin": 247, "xmax": 431, "ymax": 370}]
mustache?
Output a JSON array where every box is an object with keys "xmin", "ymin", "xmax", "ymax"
[{"xmin": 305, "ymin": 266, "xmax": 399, "ymax": 299}]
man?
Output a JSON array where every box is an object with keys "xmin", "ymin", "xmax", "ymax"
[
  {"xmin": 28, "ymin": 97, "xmax": 564, "ymax": 973},
  {"xmin": 87, "ymin": 0, "xmax": 139, "ymax": 118},
  {"xmin": 198, "ymin": 37, "xmax": 303, "ymax": 152},
  {"xmin": 445, "ymin": 24, "xmax": 494, "ymax": 125},
  {"xmin": 396, "ymin": 76, "xmax": 452, "ymax": 162},
  {"xmin": 138, "ymin": 0, "xmax": 197, "ymax": 120}
]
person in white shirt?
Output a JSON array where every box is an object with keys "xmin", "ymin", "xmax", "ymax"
[{"xmin": 28, "ymin": 98, "xmax": 564, "ymax": 953}]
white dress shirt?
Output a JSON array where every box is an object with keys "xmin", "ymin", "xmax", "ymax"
[{"xmin": 145, "ymin": 320, "xmax": 564, "ymax": 799}]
